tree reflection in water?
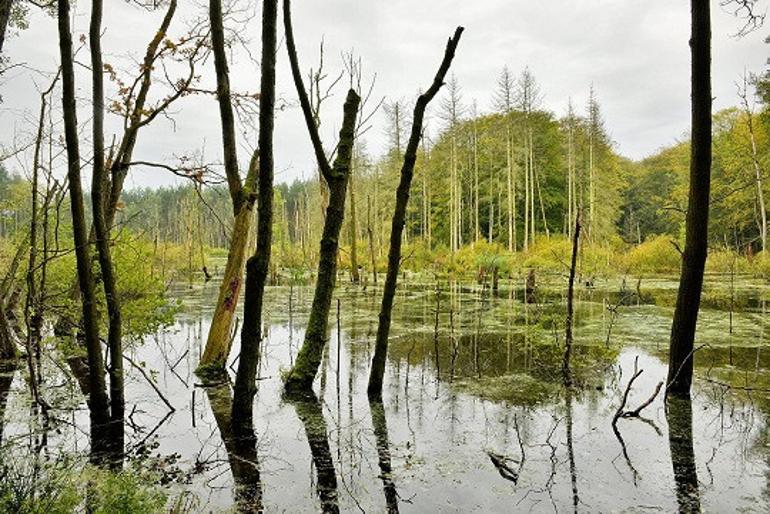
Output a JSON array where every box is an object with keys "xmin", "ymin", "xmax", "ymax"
[
  {"xmin": 666, "ymin": 397, "xmax": 700, "ymax": 513},
  {"xmin": 369, "ymin": 400, "xmax": 399, "ymax": 513},
  {"xmin": 203, "ymin": 382, "xmax": 262, "ymax": 513},
  {"xmin": 284, "ymin": 389, "xmax": 339, "ymax": 513}
]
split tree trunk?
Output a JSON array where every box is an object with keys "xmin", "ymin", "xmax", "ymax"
[
  {"xmin": 367, "ymin": 27, "xmax": 463, "ymax": 399},
  {"xmin": 667, "ymin": 0, "xmax": 711, "ymax": 397}
]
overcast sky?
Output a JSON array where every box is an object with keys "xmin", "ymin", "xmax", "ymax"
[{"xmin": 1, "ymin": 0, "xmax": 768, "ymax": 189}]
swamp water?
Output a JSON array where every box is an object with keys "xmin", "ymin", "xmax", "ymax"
[{"xmin": 2, "ymin": 273, "xmax": 770, "ymax": 512}]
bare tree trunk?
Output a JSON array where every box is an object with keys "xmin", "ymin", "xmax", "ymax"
[
  {"xmin": 523, "ymin": 134, "xmax": 530, "ymax": 251},
  {"xmin": 349, "ymin": 159, "xmax": 360, "ymax": 282},
  {"xmin": 473, "ymin": 118, "xmax": 480, "ymax": 243},
  {"xmin": 198, "ymin": 0, "xmax": 257, "ymax": 371},
  {"xmin": 738, "ymin": 76, "xmax": 767, "ymax": 252},
  {"xmin": 367, "ymin": 27, "xmax": 463, "ymax": 399},
  {"xmin": 282, "ymin": 0, "xmax": 360, "ymax": 393},
  {"xmin": 367, "ymin": 194, "xmax": 377, "ymax": 284},
  {"xmin": 232, "ymin": 0, "xmax": 277, "ymax": 425},
  {"xmin": 90, "ymin": 0, "xmax": 125, "ymax": 463},
  {"xmin": 58, "ymin": 0, "xmax": 110, "ymax": 462},
  {"xmin": 667, "ymin": 0, "xmax": 711, "ymax": 397},
  {"xmin": 506, "ymin": 126, "xmax": 514, "ymax": 251},
  {"xmin": 563, "ymin": 216, "xmax": 580, "ymax": 385},
  {"xmin": 200, "ymin": 201, "xmax": 254, "ymax": 368}
]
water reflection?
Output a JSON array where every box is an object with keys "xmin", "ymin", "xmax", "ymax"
[
  {"xmin": 203, "ymin": 381, "xmax": 262, "ymax": 513},
  {"xmin": 3, "ymin": 278, "xmax": 768, "ymax": 511},
  {"xmin": 0, "ymin": 362, "xmax": 16, "ymax": 444},
  {"xmin": 666, "ymin": 397, "xmax": 701, "ymax": 513},
  {"xmin": 369, "ymin": 400, "xmax": 399, "ymax": 513},
  {"xmin": 284, "ymin": 389, "xmax": 339, "ymax": 513}
]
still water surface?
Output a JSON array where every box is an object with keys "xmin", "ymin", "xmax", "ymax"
[{"xmin": 3, "ymin": 273, "xmax": 770, "ymax": 512}]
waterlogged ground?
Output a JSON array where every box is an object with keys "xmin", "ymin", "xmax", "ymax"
[{"xmin": 3, "ymin": 271, "xmax": 770, "ymax": 512}]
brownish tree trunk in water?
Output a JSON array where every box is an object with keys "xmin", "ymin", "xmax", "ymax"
[
  {"xmin": 58, "ymin": 0, "xmax": 111, "ymax": 461},
  {"xmin": 232, "ymin": 0, "xmax": 277, "ymax": 423},
  {"xmin": 90, "ymin": 0, "xmax": 125, "ymax": 462},
  {"xmin": 282, "ymin": 0, "xmax": 360, "ymax": 393},
  {"xmin": 200, "ymin": 205, "xmax": 254, "ymax": 368},
  {"xmin": 667, "ymin": 0, "xmax": 711, "ymax": 397},
  {"xmin": 0, "ymin": 237, "xmax": 27, "ymax": 360},
  {"xmin": 198, "ymin": 0, "xmax": 258, "ymax": 371},
  {"xmin": 367, "ymin": 27, "xmax": 463, "ymax": 399}
]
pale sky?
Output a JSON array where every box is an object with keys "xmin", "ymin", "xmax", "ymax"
[{"xmin": 0, "ymin": 0, "xmax": 768, "ymax": 189}]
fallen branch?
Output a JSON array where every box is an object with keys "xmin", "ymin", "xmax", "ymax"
[
  {"xmin": 613, "ymin": 356, "xmax": 663, "ymax": 423},
  {"xmin": 122, "ymin": 352, "xmax": 175, "ymax": 412}
]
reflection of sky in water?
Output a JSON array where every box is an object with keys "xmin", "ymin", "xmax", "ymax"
[{"xmin": 2, "ymin": 275, "xmax": 770, "ymax": 511}]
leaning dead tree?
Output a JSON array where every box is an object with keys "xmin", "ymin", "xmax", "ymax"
[
  {"xmin": 198, "ymin": 0, "xmax": 260, "ymax": 371},
  {"xmin": 57, "ymin": 0, "xmax": 111, "ymax": 461},
  {"xmin": 282, "ymin": 0, "xmax": 360, "ymax": 393},
  {"xmin": 367, "ymin": 26, "xmax": 464, "ymax": 399}
]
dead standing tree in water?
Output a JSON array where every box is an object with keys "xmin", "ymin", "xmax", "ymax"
[
  {"xmin": 282, "ymin": 0, "xmax": 360, "ymax": 393},
  {"xmin": 198, "ymin": 0, "xmax": 260, "ymax": 372},
  {"xmin": 666, "ymin": 0, "xmax": 712, "ymax": 398},
  {"xmin": 562, "ymin": 216, "xmax": 580, "ymax": 385},
  {"xmin": 57, "ymin": 0, "xmax": 111, "ymax": 461},
  {"xmin": 90, "ymin": 0, "xmax": 125, "ymax": 461},
  {"xmin": 232, "ymin": 0, "xmax": 277, "ymax": 425},
  {"xmin": 366, "ymin": 26, "xmax": 464, "ymax": 399}
]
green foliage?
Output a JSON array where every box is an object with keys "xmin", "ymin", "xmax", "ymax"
[
  {"xmin": 86, "ymin": 467, "xmax": 167, "ymax": 514},
  {"xmin": 0, "ymin": 449, "xmax": 169, "ymax": 514},
  {"xmin": 622, "ymin": 235, "xmax": 681, "ymax": 274}
]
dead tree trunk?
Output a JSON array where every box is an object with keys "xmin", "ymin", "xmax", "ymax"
[
  {"xmin": 232, "ymin": 0, "xmax": 277, "ymax": 425},
  {"xmin": 198, "ymin": 0, "xmax": 258, "ymax": 371},
  {"xmin": 281, "ymin": 0, "xmax": 359, "ymax": 394},
  {"xmin": 562, "ymin": 216, "xmax": 580, "ymax": 385},
  {"xmin": 367, "ymin": 27, "xmax": 463, "ymax": 399},
  {"xmin": 667, "ymin": 0, "xmax": 711, "ymax": 397},
  {"xmin": 57, "ymin": 0, "xmax": 111, "ymax": 461},
  {"xmin": 90, "ymin": 0, "xmax": 125, "ymax": 463}
]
